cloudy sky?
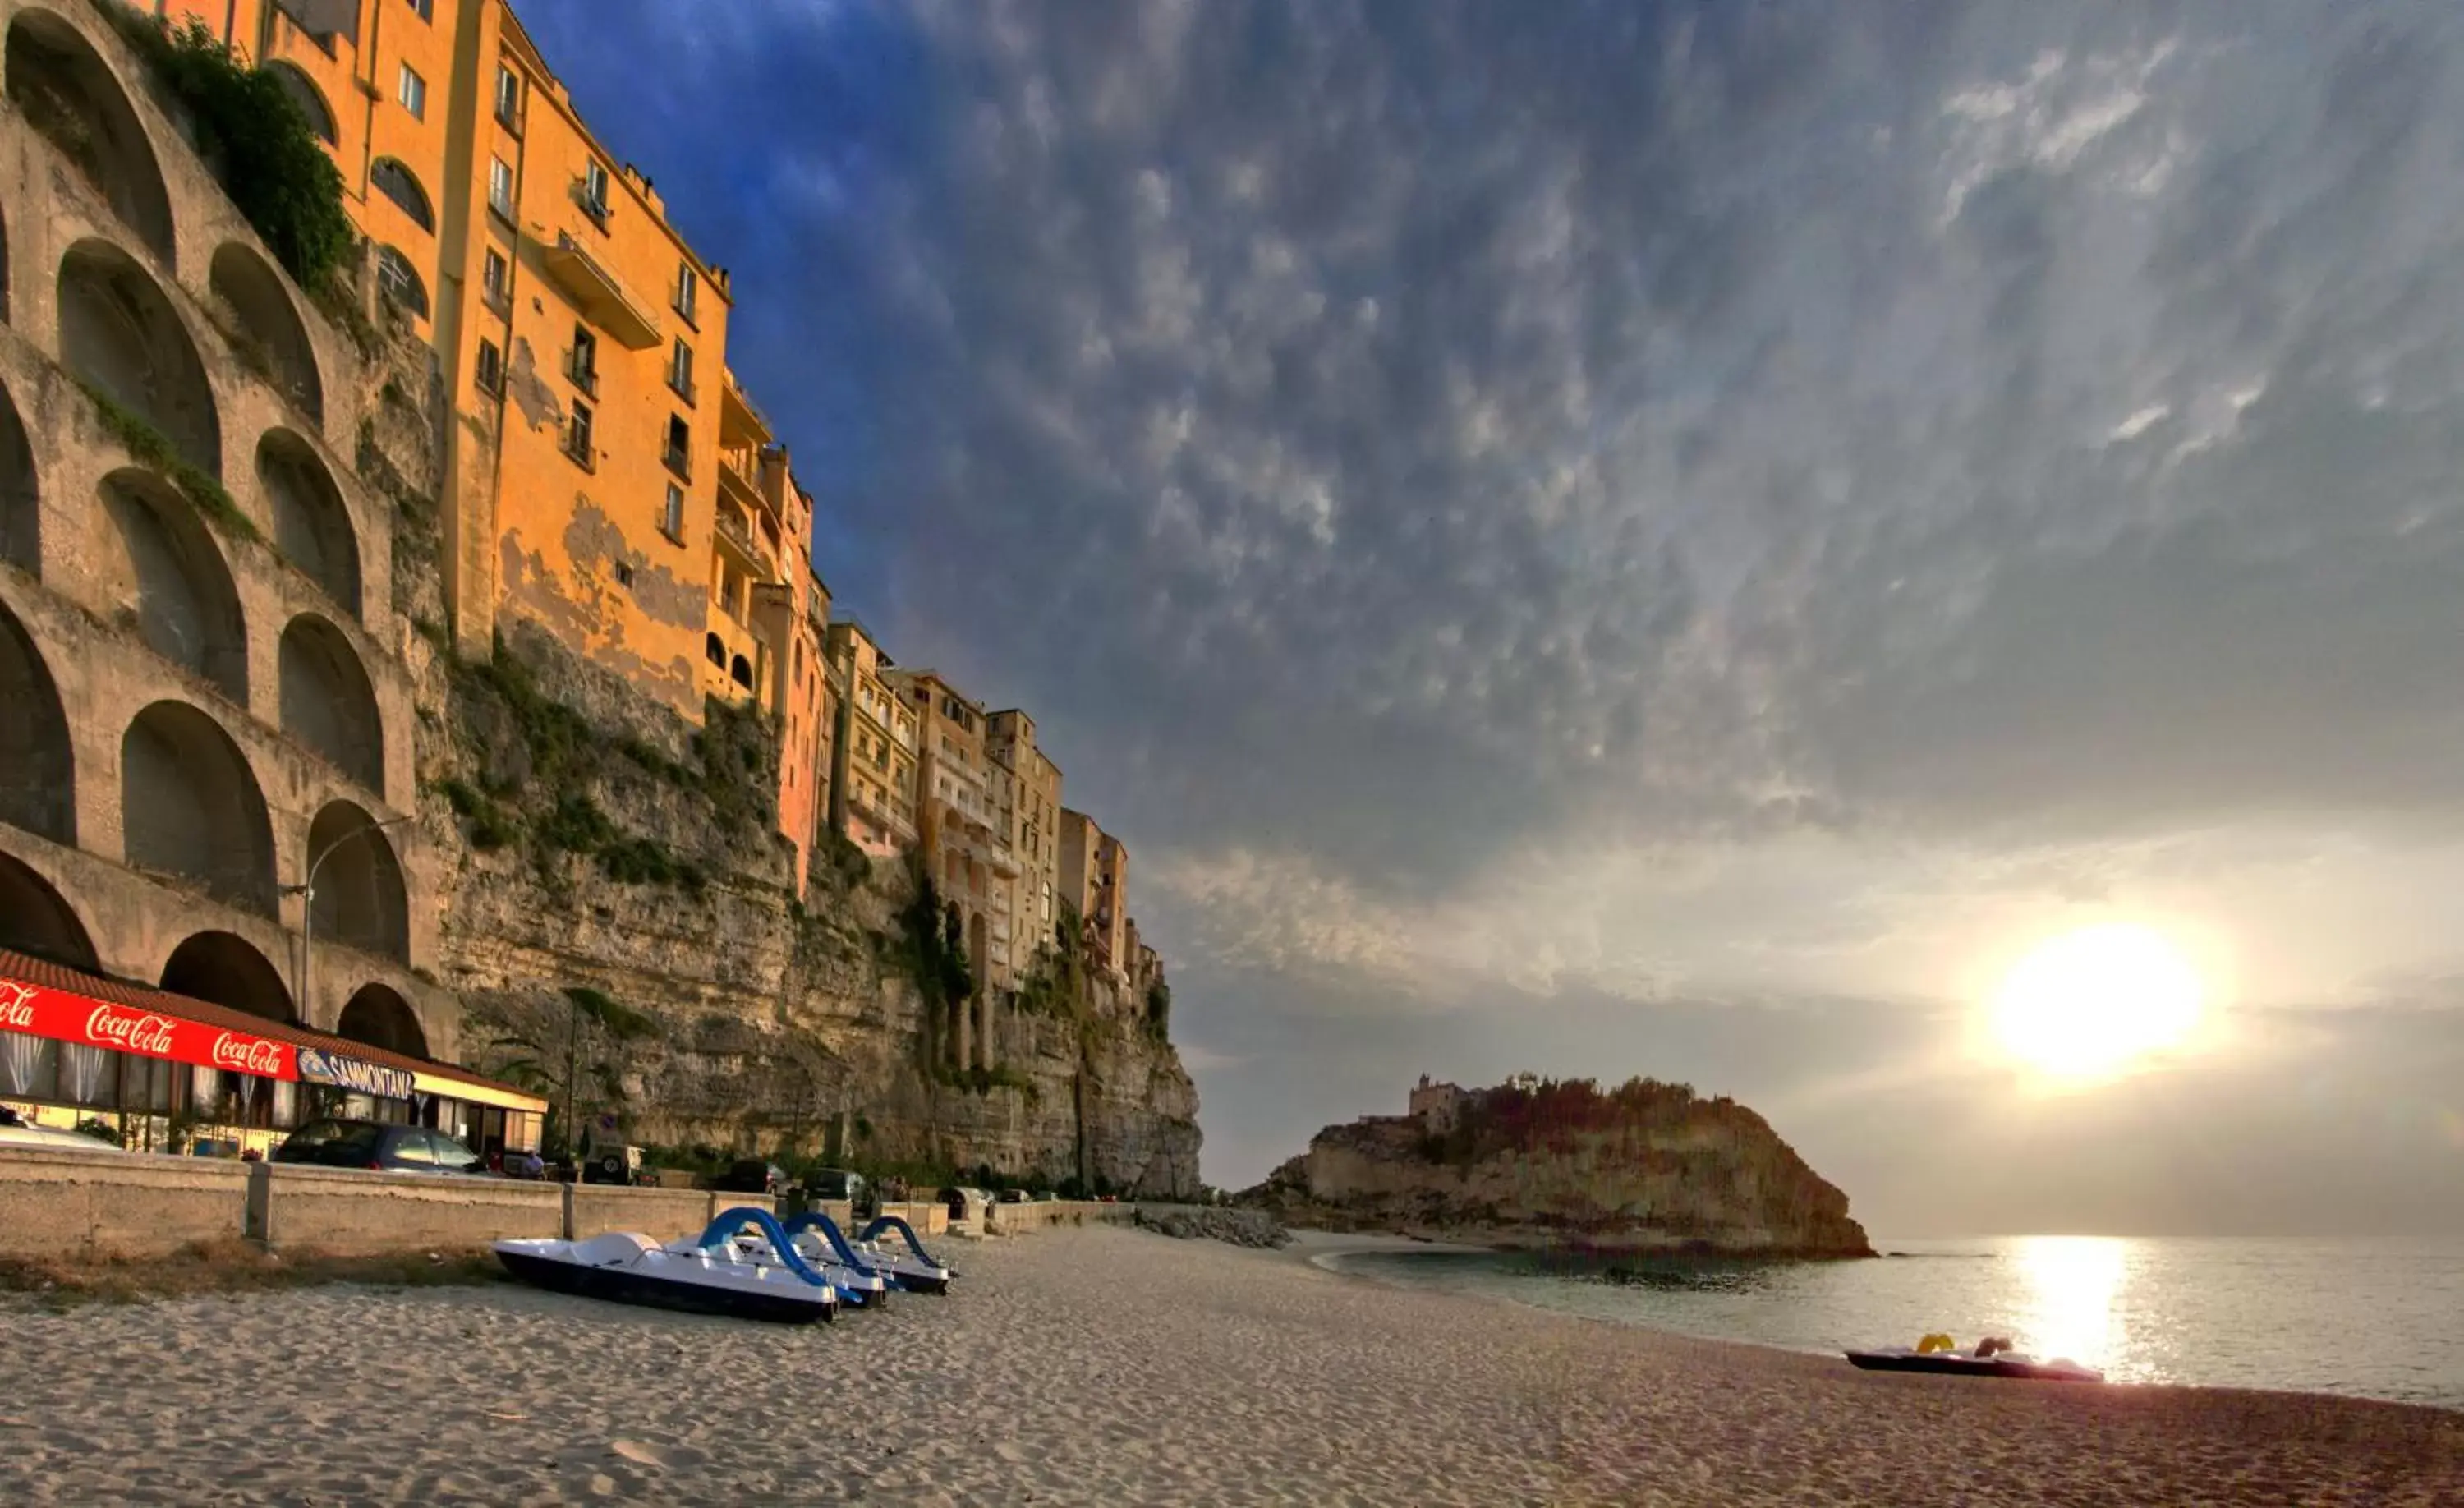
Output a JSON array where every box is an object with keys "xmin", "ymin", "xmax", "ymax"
[{"xmin": 527, "ymin": 0, "xmax": 2464, "ymax": 1237}]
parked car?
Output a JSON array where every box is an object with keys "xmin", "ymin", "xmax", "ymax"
[
  {"xmin": 273, "ymin": 1119, "xmax": 489, "ymax": 1175},
  {"xmin": 0, "ymin": 1107, "xmax": 126, "ymax": 1154},
  {"xmin": 800, "ymin": 1166, "xmax": 876, "ymax": 1215},
  {"xmin": 995, "ymin": 1188, "xmax": 1029, "ymax": 1204},
  {"xmin": 713, "ymin": 1158, "xmax": 788, "ymax": 1196}
]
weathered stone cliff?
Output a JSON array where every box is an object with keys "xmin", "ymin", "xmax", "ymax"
[
  {"xmin": 1243, "ymin": 1077, "xmax": 1869, "ymax": 1257},
  {"xmin": 365, "ymin": 323, "xmax": 1200, "ymax": 1197}
]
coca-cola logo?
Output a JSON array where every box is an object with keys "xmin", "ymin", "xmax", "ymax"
[
  {"xmin": 0, "ymin": 982, "xmax": 33, "ymax": 1030},
  {"xmin": 209, "ymin": 1031, "xmax": 286, "ymax": 1076},
  {"xmin": 85, "ymin": 1005, "xmax": 177, "ymax": 1057}
]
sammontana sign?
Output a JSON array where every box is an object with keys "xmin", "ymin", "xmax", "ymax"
[{"xmin": 295, "ymin": 1046, "xmax": 416, "ymax": 1101}]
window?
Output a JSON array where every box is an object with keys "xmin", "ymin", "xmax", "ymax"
[
  {"xmin": 489, "ymin": 155, "xmax": 515, "ymax": 220},
  {"xmin": 269, "ymin": 62, "xmax": 337, "ymax": 145},
  {"xmin": 582, "ymin": 159, "xmax": 611, "ymax": 226},
  {"xmin": 674, "ymin": 260, "xmax": 698, "ymax": 325},
  {"xmin": 397, "ymin": 63, "xmax": 426, "ymax": 119},
  {"xmin": 371, "ymin": 159, "xmax": 434, "ymax": 232},
  {"xmin": 494, "ymin": 62, "xmax": 522, "ymax": 130},
  {"xmin": 565, "ymin": 399, "xmax": 595, "ymax": 469},
  {"xmin": 706, "ymin": 632, "xmax": 725, "ymax": 668},
  {"xmin": 614, "ymin": 560, "xmax": 635, "ymax": 589},
  {"xmin": 664, "ymin": 416, "xmax": 691, "ymax": 477},
  {"xmin": 474, "ymin": 338, "xmax": 503, "ymax": 395},
  {"xmin": 481, "ymin": 247, "xmax": 509, "ymax": 309},
  {"xmin": 374, "ymin": 244, "xmax": 428, "ymax": 318},
  {"xmin": 407, "ymin": 0, "xmax": 433, "ymax": 21},
  {"xmin": 568, "ymin": 324, "xmax": 598, "ymax": 395},
  {"xmin": 668, "ymin": 338, "xmax": 695, "ymax": 402},
  {"xmin": 662, "ymin": 481, "xmax": 685, "ymax": 540}
]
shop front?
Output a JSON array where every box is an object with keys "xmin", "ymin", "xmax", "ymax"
[{"xmin": 0, "ymin": 949, "xmax": 544, "ymax": 1160}]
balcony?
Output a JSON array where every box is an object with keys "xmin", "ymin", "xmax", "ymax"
[
  {"xmin": 721, "ymin": 370, "xmax": 774, "ymax": 447},
  {"xmin": 719, "ymin": 444, "xmax": 768, "ymax": 517},
  {"xmin": 713, "ymin": 503, "xmax": 779, "ymax": 583},
  {"xmin": 541, "ymin": 231, "xmax": 660, "ymax": 348}
]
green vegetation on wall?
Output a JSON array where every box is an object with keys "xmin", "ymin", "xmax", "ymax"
[{"xmin": 101, "ymin": 9, "xmax": 354, "ymax": 291}]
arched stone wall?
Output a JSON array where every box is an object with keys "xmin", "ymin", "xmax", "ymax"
[
  {"xmin": 0, "ymin": 375, "xmax": 33, "ymax": 574},
  {"xmin": 4, "ymin": 7, "xmax": 175, "ymax": 263},
  {"xmin": 337, "ymin": 982, "xmax": 425, "ymax": 1059},
  {"xmin": 278, "ymin": 613, "xmax": 383, "ymax": 791},
  {"xmin": 0, "ymin": 596, "xmax": 72, "ymax": 843},
  {"xmin": 0, "ymin": 852, "xmax": 93, "ymax": 969},
  {"xmin": 209, "ymin": 243, "xmax": 322, "ymax": 424},
  {"xmin": 160, "ymin": 928, "xmax": 293, "ymax": 1023},
  {"xmin": 305, "ymin": 800, "xmax": 407, "ymax": 963},
  {"xmin": 256, "ymin": 430, "xmax": 357, "ymax": 615},
  {"xmin": 98, "ymin": 467, "xmax": 247, "ymax": 703},
  {"xmin": 59, "ymin": 239, "xmax": 220, "ymax": 478},
  {"xmin": 119, "ymin": 699, "xmax": 274, "ymax": 915}
]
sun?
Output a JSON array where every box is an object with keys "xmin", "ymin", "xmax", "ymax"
[{"xmin": 1990, "ymin": 924, "xmax": 2204, "ymax": 1082}]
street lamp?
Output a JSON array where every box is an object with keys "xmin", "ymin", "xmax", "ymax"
[{"xmin": 282, "ymin": 813, "xmax": 414, "ymax": 1023}]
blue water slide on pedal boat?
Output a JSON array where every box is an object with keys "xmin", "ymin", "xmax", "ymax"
[
  {"xmin": 859, "ymin": 1213, "xmax": 958, "ymax": 1287},
  {"xmin": 494, "ymin": 1207, "xmax": 840, "ymax": 1324},
  {"xmin": 785, "ymin": 1210, "xmax": 954, "ymax": 1295}
]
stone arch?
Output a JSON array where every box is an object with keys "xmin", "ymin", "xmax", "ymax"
[
  {"xmin": 278, "ymin": 614, "xmax": 383, "ymax": 791},
  {"xmin": 256, "ymin": 430, "xmax": 357, "ymax": 614},
  {"xmin": 0, "ymin": 853, "xmax": 97, "ymax": 968},
  {"xmin": 0, "ymin": 599, "xmax": 73, "ymax": 844},
  {"xmin": 338, "ymin": 982, "xmax": 425, "ymax": 1058},
  {"xmin": 120, "ymin": 700, "xmax": 275, "ymax": 915},
  {"xmin": 0, "ymin": 376, "xmax": 34, "ymax": 574},
  {"xmin": 5, "ymin": 8, "xmax": 175, "ymax": 261},
  {"xmin": 263, "ymin": 60, "xmax": 334, "ymax": 146},
  {"xmin": 306, "ymin": 802, "xmax": 407, "ymax": 964},
  {"xmin": 372, "ymin": 244, "xmax": 426, "ymax": 320},
  {"xmin": 99, "ymin": 467, "xmax": 247, "ymax": 702},
  {"xmin": 60, "ymin": 239, "xmax": 221, "ymax": 478},
  {"xmin": 369, "ymin": 158, "xmax": 434, "ymax": 234},
  {"xmin": 160, "ymin": 929, "xmax": 292, "ymax": 1024},
  {"xmin": 210, "ymin": 244, "xmax": 323, "ymax": 423}
]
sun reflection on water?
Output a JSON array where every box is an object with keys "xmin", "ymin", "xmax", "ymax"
[{"xmin": 2014, "ymin": 1235, "xmax": 2126, "ymax": 1368}]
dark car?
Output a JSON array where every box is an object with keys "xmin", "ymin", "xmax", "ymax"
[
  {"xmin": 802, "ymin": 1166, "xmax": 876, "ymax": 1216},
  {"xmin": 273, "ymin": 1119, "xmax": 490, "ymax": 1175},
  {"xmin": 714, "ymin": 1158, "xmax": 788, "ymax": 1195}
]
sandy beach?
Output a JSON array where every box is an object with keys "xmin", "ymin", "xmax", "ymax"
[{"xmin": 2, "ymin": 1225, "xmax": 2458, "ymax": 1506}]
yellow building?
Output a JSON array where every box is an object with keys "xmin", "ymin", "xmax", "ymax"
[
  {"xmin": 154, "ymin": 0, "xmax": 746, "ymax": 724},
  {"xmin": 887, "ymin": 668, "xmax": 1021, "ymax": 994},
  {"xmin": 825, "ymin": 618, "xmax": 917, "ymax": 860},
  {"xmin": 986, "ymin": 710, "xmax": 1063, "ymax": 974},
  {"xmin": 1058, "ymin": 808, "xmax": 1130, "ymax": 981}
]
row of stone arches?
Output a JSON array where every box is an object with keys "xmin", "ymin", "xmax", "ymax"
[
  {"xmin": 2, "ymin": 600, "xmax": 402, "ymax": 954},
  {"xmin": 3, "ymin": 11, "xmax": 327, "ymax": 425},
  {"xmin": 0, "ymin": 851, "xmax": 425, "ymax": 1055}
]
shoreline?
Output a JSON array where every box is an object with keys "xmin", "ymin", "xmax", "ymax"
[
  {"xmin": 1294, "ymin": 1226, "xmax": 2464, "ymax": 1419},
  {"xmin": 2, "ymin": 1225, "xmax": 2456, "ymax": 1504}
]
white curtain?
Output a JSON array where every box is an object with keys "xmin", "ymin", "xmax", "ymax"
[
  {"xmin": 272, "ymin": 1078, "xmax": 297, "ymax": 1128},
  {"xmin": 191, "ymin": 1065, "xmax": 223, "ymax": 1116},
  {"xmin": 62, "ymin": 1044, "xmax": 108, "ymax": 1104},
  {"xmin": 2, "ymin": 1032, "xmax": 44, "ymax": 1097}
]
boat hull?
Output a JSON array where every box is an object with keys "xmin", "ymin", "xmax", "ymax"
[
  {"xmin": 1845, "ymin": 1350, "xmax": 2100, "ymax": 1383},
  {"xmin": 498, "ymin": 1248, "xmax": 837, "ymax": 1325}
]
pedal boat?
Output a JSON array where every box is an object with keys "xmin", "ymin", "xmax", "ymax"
[
  {"xmin": 1846, "ymin": 1346, "xmax": 2103, "ymax": 1382},
  {"xmin": 494, "ymin": 1207, "xmax": 840, "ymax": 1324}
]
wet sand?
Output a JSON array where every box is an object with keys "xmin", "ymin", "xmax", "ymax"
[{"xmin": 1, "ymin": 1224, "xmax": 2457, "ymax": 1505}]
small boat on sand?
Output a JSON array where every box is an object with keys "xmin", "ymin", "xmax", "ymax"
[
  {"xmin": 1846, "ymin": 1340, "xmax": 2103, "ymax": 1383},
  {"xmin": 495, "ymin": 1207, "xmax": 840, "ymax": 1324}
]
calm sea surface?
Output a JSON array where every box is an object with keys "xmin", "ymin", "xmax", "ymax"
[{"xmin": 1331, "ymin": 1234, "xmax": 2464, "ymax": 1410}]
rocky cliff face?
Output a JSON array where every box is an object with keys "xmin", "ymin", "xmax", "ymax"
[
  {"xmin": 1244, "ymin": 1078, "xmax": 1869, "ymax": 1257},
  {"xmin": 367, "ymin": 333, "xmax": 1200, "ymax": 1198}
]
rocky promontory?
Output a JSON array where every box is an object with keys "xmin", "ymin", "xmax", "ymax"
[{"xmin": 1241, "ymin": 1075, "xmax": 1873, "ymax": 1258}]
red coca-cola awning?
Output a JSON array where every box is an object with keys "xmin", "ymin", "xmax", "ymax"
[{"xmin": 0, "ymin": 948, "xmax": 531, "ymax": 1103}]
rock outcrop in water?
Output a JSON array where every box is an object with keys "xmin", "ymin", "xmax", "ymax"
[{"xmin": 1241, "ymin": 1075, "xmax": 1871, "ymax": 1257}]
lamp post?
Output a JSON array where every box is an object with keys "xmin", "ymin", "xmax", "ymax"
[{"xmin": 282, "ymin": 813, "xmax": 414, "ymax": 1026}]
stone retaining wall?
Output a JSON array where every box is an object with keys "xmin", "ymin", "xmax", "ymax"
[
  {"xmin": 0, "ymin": 1146, "xmax": 254, "ymax": 1261},
  {"xmin": 983, "ymin": 1199, "xmax": 1138, "ymax": 1235}
]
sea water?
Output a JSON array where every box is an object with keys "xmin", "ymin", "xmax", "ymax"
[{"xmin": 1331, "ymin": 1234, "xmax": 2464, "ymax": 1409}]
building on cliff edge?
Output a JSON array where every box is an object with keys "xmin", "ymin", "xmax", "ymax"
[{"xmin": 0, "ymin": 0, "xmax": 546, "ymax": 1157}]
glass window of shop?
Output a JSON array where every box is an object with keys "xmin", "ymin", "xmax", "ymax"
[{"xmin": 3, "ymin": 1040, "xmax": 189, "ymax": 1117}]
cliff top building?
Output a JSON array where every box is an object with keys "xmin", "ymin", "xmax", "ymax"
[{"xmin": 826, "ymin": 616, "xmax": 917, "ymax": 860}]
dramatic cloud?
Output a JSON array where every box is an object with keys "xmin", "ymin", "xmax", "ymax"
[{"xmin": 530, "ymin": 2, "xmax": 2464, "ymax": 1225}]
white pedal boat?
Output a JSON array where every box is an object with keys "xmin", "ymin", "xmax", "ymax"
[{"xmin": 495, "ymin": 1207, "xmax": 840, "ymax": 1323}]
